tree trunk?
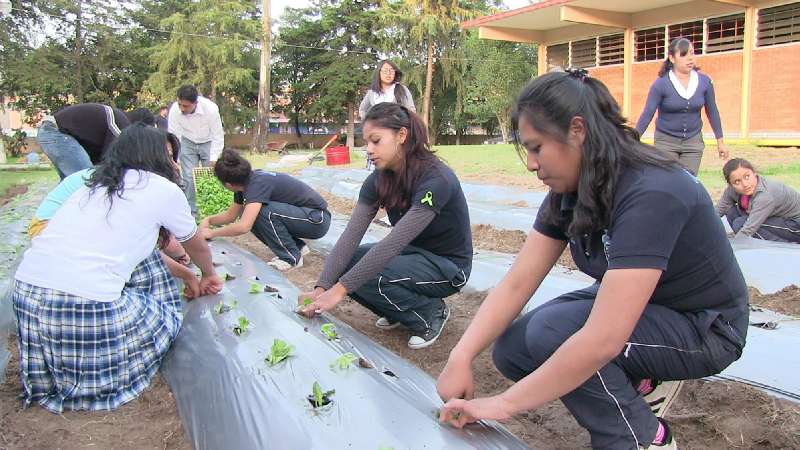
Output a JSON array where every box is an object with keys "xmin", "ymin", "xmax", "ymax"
[
  {"xmin": 422, "ymin": 36, "xmax": 434, "ymax": 130},
  {"xmin": 252, "ymin": 0, "xmax": 272, "ymax": 152},
  {"xmin": 74, "ymin": 0, "xmax": 84, "ymax": 102},
  {"xmin": 346, "ymin": 102, "xmax": 355, "ymax": 148},
  {"xmin": 455, "ymin": 129, "xmax": 461, "ymax": 146},
  {"xmin": 496, "ymin": 112, "xmax": 509, "ymax": 143}
]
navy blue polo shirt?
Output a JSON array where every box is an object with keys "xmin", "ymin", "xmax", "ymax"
[
  {"xmin": 534, "ymin": 164, "xmax": 748, "ymax": 337},
  {"xmin": 359, "ymin": 160, "xmax": 473, "ymax": 270},
  {"xmin": 234, "ymin": 170, "xmax": 328, "ymax": 211}
]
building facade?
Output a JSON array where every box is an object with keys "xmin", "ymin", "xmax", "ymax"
[{"xmin": 463, "ymin": 0, "xmax": 800, "ymax": 144}]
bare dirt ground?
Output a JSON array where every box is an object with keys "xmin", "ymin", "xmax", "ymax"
[
  {"xmin": 0, "ymin": 185, "xmax": 28, "ymax": 207},
  {"xmin": 0, "ymin": 337, "xmax": 189, "ymax": 450},
  {"xmin": 749, "ymin": 285, "xmax": 800, "ymax": 318},
  {"xmin": 230, "ymin": 233, "xmax": 800, "ymax": 450}
]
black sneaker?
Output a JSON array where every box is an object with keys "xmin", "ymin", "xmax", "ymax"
[{"xmin": 407, "ymin": 304, "xmax": 450, "ymax": 349}]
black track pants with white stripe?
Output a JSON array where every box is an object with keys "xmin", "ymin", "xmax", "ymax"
[
  {"xmin": 250, "ymin": 202, "xmax": 331, "ymax": 265},
  {"xmin": 345, "ymin": 244, "xmax": 468, "ymax": 333},
  {"xmin": 726, "ymin": 207, "xmax": 800, "ymax": 243},
  {"xmin": 492, "ymin": 283, "xmax": 746, "ymax": 450}
]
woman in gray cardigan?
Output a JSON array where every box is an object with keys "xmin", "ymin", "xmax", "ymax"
[
  {"xmin": 716, "ymin": 158, "xmax": 800, "ymax": 243},
  {"xmin": 359, "ymin": 60, "xmax": 416, "ymax": 121}
]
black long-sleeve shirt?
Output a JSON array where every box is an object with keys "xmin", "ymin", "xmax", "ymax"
[{"xmin": 54, "ymin": 103, "xmax": 131, "ymax": 163}]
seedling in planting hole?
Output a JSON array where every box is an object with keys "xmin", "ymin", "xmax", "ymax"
[
  {"xmin": 320, "ymin": 323, "xmax": 338, "ymax": 341},
  {"xmin": 249, "ymin": 282, "xmax": 262, "ymax": 293},
  {"xmin": 214, "ymin": 299, "xmax": 238, "ymax": 315},
  {"xmin": 433, "ymin": 407, "xmax": 462, "ymax": 423},
  {"xmin": 265, "ymin": 338, "xmax": 294, "ymax": 366},
  {"xmin": 308, "ymin": 381, "xmax": 335, "ymax": 408},
  {"xmin": 294, "ymin": 297, "xmax": 314, "ymax": 315},
  {"xmin": 232, "ymin": 316, "xmax": 251, "ymax": 335},
  {"xmin": 330, "ymin": 352, "xmax": 358, "ymax": 371},
  {"xmin": 224, "ymin": 272, "xmax": 236, "ymax": 281}
]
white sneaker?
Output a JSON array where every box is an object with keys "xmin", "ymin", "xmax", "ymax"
[
  {"xmin": 267, "ymin": 257, "xmax": 303, "ymax": 271},
  {"xmin": 642, "ymin": 380, "xmax": 684, "ymax": 418},
  {"xmin": 375, "ymin": 317, "xmax": 401, "ymax": 330},
  {"xmin": 408, "ymin": 305, "xmax": 450, "ymax": 350}
]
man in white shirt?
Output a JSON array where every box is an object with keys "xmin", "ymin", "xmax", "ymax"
[{"xmin": 168, "ymin": 85, "xmax": 225, "ymax": 215}]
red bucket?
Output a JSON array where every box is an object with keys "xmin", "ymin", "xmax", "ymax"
[{"xmin": 325, "ymin": 145, "xmax": 350, "ymax": 166}]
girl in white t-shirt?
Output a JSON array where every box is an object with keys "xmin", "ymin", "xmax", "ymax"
[{"xmin": 12, "ymin": 123, "xmax": 222, "ymax": 413}]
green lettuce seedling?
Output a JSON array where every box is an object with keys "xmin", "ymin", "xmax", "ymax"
[
  {"xmin": 320, "ymin": 323, "xmax": 338, "ymax": 341},
  {"xmin": 330, "ymin": 352, "xmax": 358, "ymax": 371},
  {"xmin": 265, "ymin": 338, "xmax": 294, "ymax": 366},
  {"xmin": 213, "ymin": 300, "xmax": 238, "ymax": 315},
  {"xmin": 311, "ymin": 381, "xmax": 335, "ymax": 408},
  {"xmin": 249, "ymin": 282, "xmax": 262, "ymax": 294},
  {"xmin": 232, "ymin": 316, "xmax": 251, "ymax": 335}
]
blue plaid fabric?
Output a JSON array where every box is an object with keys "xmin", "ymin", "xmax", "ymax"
[{"xmin": 12, "ymin": 250, "xmax": 183, "ymax": 413}]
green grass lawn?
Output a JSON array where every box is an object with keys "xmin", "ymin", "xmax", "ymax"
[
  {"xmin": 0, "ymin": 169, "xmax": 58, "ymax": 200},
  {"xmin": 241, "ymin": 143, "xmax": 800, "ymax": 200}
]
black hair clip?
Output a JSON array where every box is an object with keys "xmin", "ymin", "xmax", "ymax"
[{"xmin": 566, "ymin": 67, "xmax": 589, "ymax": 82}]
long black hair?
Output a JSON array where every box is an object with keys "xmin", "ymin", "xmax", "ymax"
[
  {"xmin": 369, "ymin": 60, "xmax": 409, "ymax": 106},
  {"xmin": 658, "ymin": 37, "xmax": 700, "ymax": 77},
  {"xmin": 87, "ymin": 123, "xmax": 181, "ymax": 246},
  {"xmin": 364, "ymin": 102, "xmax": 437, "ymax": 211},
  {"xmin": 511, "ymin": 70, "xmax": 678, "ymax": 237}
]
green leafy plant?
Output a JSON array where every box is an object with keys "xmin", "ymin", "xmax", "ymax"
[
  {"xmin": 320, "ymin": 323, "xmax": 338, "ymax": 341},
  {"xmin": 249, "ymin": 282, "xmax": 262, "ymax": 293},
  {"xmin": 330, "ymin": 352, "xmax": 358, "ymax": 371},
  {"xmin": 214, "ymin": 300, "xmax": 238, "ymax": 315},
  {"xmin": 303, "ymin": 298, "xmax": 313, "ymax": 306},
  {"xmin": 310, "ymin": 381, "xmax": 335, "ymax": 408},
  {"xmin": 195, "ymin": 175, "xmax": 232, "ymax": 219},
  {"xmin": 265, "ymin": 338, "xmax": 294, "ymax": 366},
  {"xmin": 232, "ymin": 316, "xmax": 251, "ymax": 336}
]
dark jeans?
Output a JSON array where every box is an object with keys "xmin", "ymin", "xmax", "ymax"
[
  {"xmin": 344, "ymin": 244, "xmax": 468, "ymax": 332},
  {"xmin": 725, "ymin": 207, "xmax": 800, "ymax": 243},
  {"xmin": 492, "ymin": 284, "xmax": 745, "ymax": 450},
  {"xmin": 37, "ymin": 121, "xmax": 92, "ymax": 180},
  {"xmin": 250, "ymin": 202, "xmax": 331, "ymax": 265}
]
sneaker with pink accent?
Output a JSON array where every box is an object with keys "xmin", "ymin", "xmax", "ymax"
[
  {"xmin": 645, "ymin": 418, "xmax": 677, "ymax": 449},
  {"xmin": 638, "ymin": 379, "xmax": 685, "ymax": 418}
]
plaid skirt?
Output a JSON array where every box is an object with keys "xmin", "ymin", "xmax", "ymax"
[{"xmin": 12, "ymin": 250, "xmax": 183, "ymax": 413}]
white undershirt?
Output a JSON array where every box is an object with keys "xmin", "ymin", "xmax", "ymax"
[
  {"xmin": 16, "ymin": 170, "xmax": 197, "ymax": 301},
  {"xmin": 669, "ymin": 69, "xmax": 699, "ymax": 100},
  {"xmin": 373, "ymin": 83, "xmax": 397, "ymax": 104}
]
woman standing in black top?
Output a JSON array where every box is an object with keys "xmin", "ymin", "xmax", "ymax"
[
  {"xmin": 298, "ymin": 103, "xmax": 472, "ymax": 349},
  {"xmin": 435, "ymin": 71, "xmax": 748, "ymax": 449},
  {"xmin": 201, "ymin": 150, "xmax": 331, "ymax": 270}
]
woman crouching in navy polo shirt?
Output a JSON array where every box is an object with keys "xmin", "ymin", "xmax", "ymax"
[
  {"xmin": 200, "ymin": 150, "xmax": 332, "ymax": 270},
  {"xmin": 436, "ymin": 70, "xmax": 748, "ymax": 449},
  {"xmin": 298, "ymin": 103, "xmax": 473, "ymax": 350}
]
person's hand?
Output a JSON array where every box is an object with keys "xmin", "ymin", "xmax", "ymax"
[
  {"xmin": 300, "ymin": 284, "xmax": 346, "ymax": 317},
  {"xmin": 174, "ymin": 252, "xmax": 191, "ymax": 266},
  {"xmin": 717, "ymin": 141, "xmax": 729, "ymax": 160},
  {"xmin": 181, "ymin": 274, "xmax": 201, "ymax": 300},
  {"xmin": 437, "ymin": 353, "xmax": 476, "ymax": 402},
  {"xmin": 297, "ymin": 288, "xmax": 324, "ymax": 310},
  {"xmin": 200, "ymin": 273, "xmax": 223, "ymax": 296},
  {"xmin": 200, "ymin": 227, "xmax": 214, "ymax": 241},
  {"xmin": 199, "ymin": 218, "xmax": 211, "ymax": 230},
  {"xmin": 438, "ymin": 395, "xmax": 515, "ymax": 429}
]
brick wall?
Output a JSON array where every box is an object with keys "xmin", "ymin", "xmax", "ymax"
[
  {"xmin": 750, "ymin": 44, "xmax": 800, "ymax": 135},
  {"xmin": 588, "ymin": 65, "xmax": 624, "ymax": 109}
]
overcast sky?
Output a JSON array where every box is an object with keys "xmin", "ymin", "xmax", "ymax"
[{"xmin": 270, "ymin": 0, "xmax": 534, "ymax": 20}]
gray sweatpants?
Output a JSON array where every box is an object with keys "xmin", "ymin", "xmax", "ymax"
[
  {"xmin": 493, "ymin": 284, "xmax": 745, "ymax": 449},
  {"xmin": 345, "ymin": 244, "xmax": 468, "ymax": 333},
  {"xmin": 179, "ymin": 137, "xmax": 211, "ymax": 215},
  {"xmin": 250, "ymin": 202, "xmax": 331, "ymax": 265},
  {"xmin": 654, "ymin": 130, "xmax": 705, "ymax": 176}
]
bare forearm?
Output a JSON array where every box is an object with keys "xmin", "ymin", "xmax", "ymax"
[
  {"xmin": 209, "ymin": 222, "xmax": 249, "ymax": 238},
  {"xmin": 182, "ymin": 234, "xmax": 216, "ymax": 275}
]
